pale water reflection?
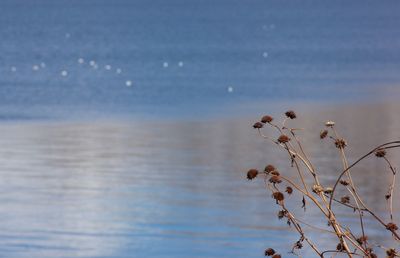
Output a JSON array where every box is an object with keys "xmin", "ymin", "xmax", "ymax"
[{"xmin": 0, "ymin": 102, "xmax": 399, "ymax": 257}]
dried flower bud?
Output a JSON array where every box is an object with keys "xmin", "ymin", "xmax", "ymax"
[
  {"xmin": 324, "ymin": 187, "xmax": 333, "ymax": 194},
  {"xmin": 270, "ymin": 170, "xmax": 280, "ymax": 176},
  {"xmin": 261, "ymin": 115, "xmax": 273, "ymax": 123},
  {"xmin": 277, "ymin": 210, "xmax": 287, "ymax": 219},
  {"xmin": 375, "ymin": 149, "xmax": 386, "ymax": 158},
  {"xmin": 312, "ymin": 185, "xmax": 324, "ymax": 194},
  {"xmin": 272, "ymin": 192, "xmax": 285, "ymax": 202},
  {"xmin": 285, "ymin": 110, "xmax": 297, "ymax": 119},
  {"xmin": 278, "ymin": 135, "xmax": 290, "ymax": 143},
  {"xmin": 341, "ymin": 196, "xmax": 350, "ymax": 204},
  {"xmin": 386, "ymin": 222, "xmax": 398, "ymax": 232},
  {"xmin": 320, "ymin": 130, "xmax": 328, "ymax": 139},
  {"xmin": 325, "ymin": 121, "xmax": 335, "ymax": 127},
  {"xmin": 336, "ymin": 243, "xmax": 344, "ymax": 251},
  {"xmin": 269, "ymin": 175, "xmax": 282, "ymax": 184},
  {"xmin": 272, "ymin": 254, "xmax": 281, "ymax": 258},
  {"xmin": 339, "ymin": 180, "xmax": 349, "ymax": 186},
  {"xmin": 335, "ymin": 138, "xmax": 347, "ymax": 149},
  {"xmin": 264, "ymin": 165, "xmax": 276, "ymax": 173},
  {"xmin": 356, "ymin": 235, "xmax": 368, "ymax": 245},
  {"xmin": 386, "ymin": 248, "xmax": 397, "ymax": 257},
  {"xmin": 285, "ymin": 186, "xmax": 293, "ymax": 195},
  {"xmin": 264, "ymin": 248, "xmax": 275, "ymax": 256},
  {"xmin": 253, "ymin": 122, "xmax": 263, "ymax": 129},
  {"xmin": 247, "ymin": 169, "xmax": 258, "ymax": 180}
]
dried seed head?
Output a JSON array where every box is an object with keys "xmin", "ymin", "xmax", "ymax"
[
  {"xmin": 325, "ymin": 121, "xmax": 335, "ymax": 127},
  {"xmin": 386, "ymin": 248, "xmax": 397, "ymax": 257},
  {"xmin": 261, "ymin": 115, "xmax": 274, "ymax": 123},
  {"xmin": 375, "ymin": 149, "xmax": 386, "ymax": 158},
  {"xmin": 335, "ymin": 138, "xmax": 347, "ymax": 149},
  {"xmin": 341, "ymin": 196, "xmax": 350, "ymax": 204},
  {"xmin": 264, "ymin": 248, "xmax": 275, "ymax": 256},
  {"xmin": 253, "ymin": 122, "xmax": 263, "ymax": 129},
  {"xmin": 356, "ymin": 235, "xmax": 368, "ymax": 245},
  {"xmin": 285, "ymin": 110, "xmax": 297, "ymax": 119},
  {"xmin": 269, "ymin": 175, "xmax": 282, "ymax": 184},
  {"xmin": 336, "ymin": 243, "xmax": 344, "ymax": 251},
  {"xmin": 324, "ymin": 187, "xmax": 333, "ymax": 194},
  {"xmin": 277, "ymin": 210, "xmax": 287, "ymax": 219},
  {"xmin": 270, "ymin": 170, "xmax": 280, "ymax": 176},
  {"xmin": 320, "ymin": 130, "xmax": 328, "ymax": 139},
  {"xmin": 339, "ymin": 180, "xmax": 349, "ymax": 186},
  {"xmin": 264, "ymin": 165, "xmax": 276, "ymax": 173},
  {"xmin": 272, "ymin": 254, "xmax": 281, "ymax": 258},
  {"xmin": 312, "ymin": 184, "xmax": 324, "ymax": 194},
  {"xmin": 385, "ymin": 193, "xmax": 391, "ymax": 200},
  {"xmin": 247, "ymin": 169, "xmax": 258, "ymax": 180},
  {"xmin": 272, "ymin": 192, "xmax": 285, "ymax": 202},
  {"xmin": 386, "ymin": 222, "xmax": 398, "ymax": 232},
  {"xmin": 278, "ymin": 134, "xmax": 290, "ymax": 143},
  {"xmin": 285, "ymin": 186, "xmax": 293, "ymax": 195}
]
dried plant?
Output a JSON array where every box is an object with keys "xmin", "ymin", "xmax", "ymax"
[{"xmin": 247, "ymin": 111, "xmax": 399, "ymax": 258}]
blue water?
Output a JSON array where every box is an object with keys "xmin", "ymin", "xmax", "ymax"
[
  {"xmin": 1, "ymin": 0, "xmax": 400, "ymax": 119},
  {"xmin": 1, "ymin": 1, "xmax": 400, "ymax": 258}
]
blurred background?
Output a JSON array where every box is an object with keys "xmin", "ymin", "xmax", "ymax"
[{"xmin": 0, "ymin": 0, "xmax": 399, "ymax": 257}]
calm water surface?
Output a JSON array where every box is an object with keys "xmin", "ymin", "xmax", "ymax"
[{"xmin": 0, "ymin": 102, "xmax": 399, "ymax": 258}]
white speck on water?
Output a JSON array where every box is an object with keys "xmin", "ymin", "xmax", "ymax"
[
  {"xmin": 263, "ymin": 52, "xmax": 268, "ymax": 58},
  {"xmin": 78, "ymin": 58, "xmax": 84, "ymax": 64},
  {"xmin": 65, "ymin": 33, "xmax": 71, "ymax": 39},
  {"xmin": 32, "ymin": 65, "xmax": 39, "ymax": 71},
  {"xmin": 126, "ymin": 80, "xmax": 132, "ymax": 87},
  {"xmin": 105, "ymin": 65, "xmax": 112, "ymax": 70},
  {"xmin": 11, "ymin": 66, "xmax": 17, "ymax": 72},
  {"xmin": 178, "ymin": 61, "xmax": 184, "ymax": 67},
  {"xmin": 40, "ymin": 62, "xmax": 46, "ymax": 68},
  {"xmin": 163, "ymin": 62, "xmax": 169, "ymax": 68},
  {"xmin": 227, "ymin": 86, "xmax": 234, "ymax": 93},
  {"xmin": 89, "ymin": 60, "xmax": 96, "ymax": 66},
  {"xmin": 116, "ymin": 68, "xmax": 122, "ymax": 74},
  {"xmin": 61, "ymin": 70, "xmax": 68, "ymax": 77}
]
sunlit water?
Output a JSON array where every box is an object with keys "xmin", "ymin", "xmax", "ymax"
[
  {"xmin": 0, "ymin": 102, "xmax": 398, "ymax": 258},
  {"xmin": 1, "ymin": 0, "xmax": 400, "ymax": 257}
]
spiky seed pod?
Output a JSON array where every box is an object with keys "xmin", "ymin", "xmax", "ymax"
[
  {"xmin": 261, "ymin": 115, "xmax": 273, "ymax": 123},
  {"xmin": 335, "ymin": 138, "xmax": 347, "ymax": 149},
  {"xmin": 320, "ymin": 130, "xmax": 328, "ymax": 139},
  {"xmin": 356, "ymin": 236, "xmax": 368, "ymax": 245},
  {"xmin": 247, "ymin": 169, "xmax": 258, "ymax": 180},
  {"xmin": 341, "ymin": 196, "xmax": 350, "ymax": 204},
  {"xmin": 264, "ymin": 248, "xmax": 275, "ymax": 256},
  {"xmin": 325, "ymin": 121, "xmax": 335, "ymax": 127},
  {"xmin": 386, "ymin": 222, "xmax": 399, "ymax": 232},
  {"xmin": 269, "ymin": 175, "xmax": 282, "ymax": 184},
  {"xmin": 253, "ymin": 122, "xmax": 263, "ymax": 129},
  {"xmin": 278, "ymin": 135, "xmax": 290, "ymax": 143},
  {"xmin": 285, "ymin": 186, "xmax": 293, "ymax": 195},
  {"xmin": 375, "ymin": 149, "xmax": 386, "ymax": 158},
  {"xmin": 271, "ymin": 254, "xmax": 281, "ymax": 258},
  {"xmin": 285, "ymin": 110, "xmax": 297, "ymax": 119},
  {"xmin": 386, "ymin": 248, "xmax": 397, "ymax": 258},
  {"xmin": 339, "ymin": 180, "xmax": 349, "ymax": 186},
  {"xmin": 264, "ymin": 165, "xmax": 276, "ymax": 173},
  {"xmin": 272, "ymin": 192, "xmax": 284, "ymax": 202},
  {"xmin": 270, "ymin": 170, "xmax": 280, "ymax": 176}
]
